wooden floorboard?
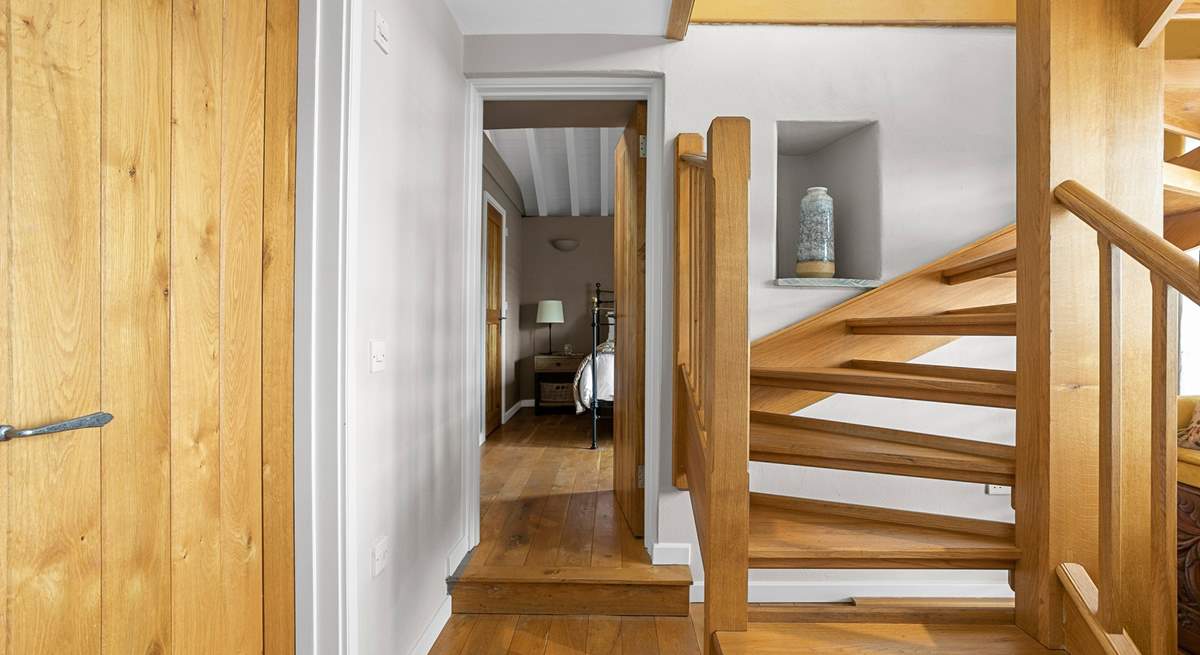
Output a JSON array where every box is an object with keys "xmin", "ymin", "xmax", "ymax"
[
  {"xmin": 431, "ymin": 607, "xmax": 707, "ymax": 654},
  {"xmin": 452, "ymin": 411, "xmax": 691, "ymax": 617}
]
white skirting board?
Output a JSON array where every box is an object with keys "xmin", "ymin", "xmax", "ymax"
[
  {"xmin": 502, "ymin": 399, "xmax": 533, "ymax": 424},
  {"xmin": 687, "ymin": 580, "xmax": 1016, "ymax": 604},
  {"xmin": 651, "ymin": 542, "xmax": 693, "ymax": 566},
  {"xmin": 445, "ymin": 535, "xmax": 469, "ymax": 578},
  {"xmin": 409, "ymin": 594, "xmax": 453, "ymax": 655}
]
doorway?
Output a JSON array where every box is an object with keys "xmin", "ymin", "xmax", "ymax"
[
  {"xmin": 463, "ymin": 78, "xmax": 667, "ymax": 555},
  {"xmin": 456, "ymin": 89, "xmax": 686, "ymax": 614}
]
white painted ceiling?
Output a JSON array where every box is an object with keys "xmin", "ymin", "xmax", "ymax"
[
  {"xmin": 487, "ymin": 128, "xmax": 625, "ymax": 217},
  {"xmin": 443, "ymin": 0, "xmax": 673, "ymax": 36}
]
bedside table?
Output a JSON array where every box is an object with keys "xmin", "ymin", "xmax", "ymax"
[{"xmin": 534, "ymin": 354, "xmax": 585, "ymax": 415}]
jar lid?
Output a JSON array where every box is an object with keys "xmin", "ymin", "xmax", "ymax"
[{"xmin": 806, "ymin": 186, "xmax": 828, "ymax": 193}]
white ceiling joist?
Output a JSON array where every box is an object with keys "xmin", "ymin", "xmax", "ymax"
[
  {"xmin": 599, "ymin": 129, "xmax": 611, "ymax": 217},
  {"xmin": 565, "ymin": 128, "xmax": 581, "ymax": 216},
  {"xmin": 525, "ymin": 128, "xmax": 549, "ymax": 217}
]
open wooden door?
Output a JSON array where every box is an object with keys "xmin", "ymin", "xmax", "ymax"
[
  {"xmin": 0, "ymin": 1, "xmax": 296, "ymax": 652},
  {"xmin": 485, "ymin": 204, "xmax": 504, "ymax": 435},
  {"xmin": 613, "ymin": 103, "xmax": 647, "ymax": 537}
]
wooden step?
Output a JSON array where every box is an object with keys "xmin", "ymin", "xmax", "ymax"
[
  {"xmin": 748, "ymin": 493, "xmax": 1020, "ymax": 570},
  {"xmin": 943, "ymin": 302, "xmax": 1016, "ymax": 315},
  {"xmin": 940, "ymin": 248, "xmax": 1016, "ymax": 285},
  {"xmin": 749, "ymin": 411, "xmax": 1015, "ymax": 486},
  {"xmin": 748, "ymin": 596, "xmax": 1016, "ymax": 624},
  {"xmin": 750, "ymin": 366, "xmax": 1017, "ymax": 408},
  {"xmin": 847, "ymin": 312, "xmax": 1016, "ymax": 336},
  {"xmin": 448, "ymin": 565, "xmax": 692, "ymax": 616},
  {"xmin": 1166, "ymin": 159, "xmax": 1200, "ymax": 217},
  {"xmin": 714, "ymin": 623, "xmax": 1057, "ymax": 654}
]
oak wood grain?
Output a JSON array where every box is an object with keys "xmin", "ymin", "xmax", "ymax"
[
  {"xmin": 263, "ymin": 0, "xmax": 298, "ymax": 651},
  {"xmin": 8, "ymin": 0, "xmax": 103, "ymax": 651},
  {"xmin": 220, "ymin": 0, "xmax": 268, "ymax": 649},
  {"xmin": 101, "ymin": 0, "xmax": 173, "ymax": 650}
]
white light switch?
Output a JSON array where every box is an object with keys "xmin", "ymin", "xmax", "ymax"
[
  {"xmin": 372, "ymin": 535, "xmax": 390, "ymax": 577},
  {"xmin": 373, "ymin": 11, "xmax": 391, "ymax": 54},
  {"xmin": 369, "ymin": 339, "xmax": 386, "ymax": 373}
]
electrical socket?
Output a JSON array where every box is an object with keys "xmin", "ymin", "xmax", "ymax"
[{"xmin": 985, "ymin": 484, "xmax": 1012, "ymax": 496}]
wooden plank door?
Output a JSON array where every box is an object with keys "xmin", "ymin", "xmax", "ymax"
[
  {"xmin": 0, "ymin": 1, "xmax": 297, "ymax": 653},
  {"xmin": 485, "ymin": 204, "xmax": 504, "ymax": 435},
  {"xmin": 613, "ymin": 103, "xmax": 647, "ymax": 537}
]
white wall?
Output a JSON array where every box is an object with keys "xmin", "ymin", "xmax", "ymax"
[
  {"xmin": 465, "ymin": 25, "xmax": 1017, "ymax": 599},
  {"xmin": 349, "ymin": 0, "xmax": 467, "ymax": 653}
]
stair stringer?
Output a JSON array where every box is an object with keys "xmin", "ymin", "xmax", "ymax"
[{"xmin": 750, "ymin": 224, "xmax": 1017, "ymax": 414}]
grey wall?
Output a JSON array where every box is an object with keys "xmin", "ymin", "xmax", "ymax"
[
  {"xmin": 350, "ymin": 0, "xmax": 466, "ymax": 652},
  {"xmin": 483, "ymin": 136, "xmax": 526, "ymax": 414},
  {"xmin": 517, "ymin": 216, "xmax": 615, "ymax": 398},
  {"xmin": 465, "ymin": 24, "xmax": 1018, "ymax": 599}
]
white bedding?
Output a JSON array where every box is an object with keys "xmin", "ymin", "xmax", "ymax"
[{"xmin": 574, "ymin": 340, "xmax": 615, "ymax": 412}]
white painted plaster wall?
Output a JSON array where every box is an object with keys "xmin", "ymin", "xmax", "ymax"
[
  {"xmin": 465, "ymin": 25, "xmax": 1018, "ymax": 598},
  {"xmin": 349, "ymin": 0, "xmax": 468, "ymax": 652}
]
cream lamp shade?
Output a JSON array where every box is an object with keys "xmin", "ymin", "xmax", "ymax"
[{"xmin": 536, "ymin": 300, "xmax": 564, "ymax": 324}]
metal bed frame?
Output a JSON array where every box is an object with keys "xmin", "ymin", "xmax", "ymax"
[{"xmin": 589, "ymin": 283, "xmax": 615, "ymax": 449}]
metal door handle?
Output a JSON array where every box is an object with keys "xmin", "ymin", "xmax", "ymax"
[{"xmin": 0, "ymin": 412, "xmax": 113, "ymax": 443}]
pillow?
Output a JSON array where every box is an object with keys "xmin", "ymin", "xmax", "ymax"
[{"xmin": 1181, "ymin": 400, "xmax": 1200, "ymax": 450}]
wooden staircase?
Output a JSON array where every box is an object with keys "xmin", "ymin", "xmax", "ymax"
[
  {"xmin": 674, "ymin": 108, "xmax": 1195, "ymax": 652},
  {"xmin": 673, "ymin": 123, "xmax": 1058, "ymax": 653}
]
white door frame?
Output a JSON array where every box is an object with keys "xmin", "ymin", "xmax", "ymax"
[{"xmin": 461, "ymin": 76, "xmax": 667, "ymax": 552}]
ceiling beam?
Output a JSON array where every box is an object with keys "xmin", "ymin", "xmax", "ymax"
[
  {"xmin": 689, "ymin": 0, "xmax": 1016, "ymax": 26},
  {"xmin": 666, "ymin": 0, "xmax": 696, "ymax": 40},
  {"xmin": 600, "ymin": 129, "xmax": 611, "ymax": 217},
  {"xmin": 1137, "ymin": 0, "xmax": 1185, "ymax": 47},
  {"xmin": 525, "ymin": 129, "xmax": 548, "ymax": 217},
  {"xmin": 565, "ymin": 128, "xmax": 581, "ymax": 216}
]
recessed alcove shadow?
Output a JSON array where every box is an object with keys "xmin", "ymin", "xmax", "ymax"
[{"xmin": 775, "ymin": 120, "xmax": 882, "ymax": 284}]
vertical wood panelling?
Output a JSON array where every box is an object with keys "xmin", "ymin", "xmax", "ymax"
[
  {"xmin": 0, "ymin": 1, "xmax": 11, "ymax": 652},
  {"xmin": 8, "ymin": 1, "xmax": 103, "ymax": 652},
  {"xmin": 263, "ymin": 0, "xmax": 298, "ymax": 650},
  {"xmin": 171, "ymin": 0, "xmax": 225, "ymax": 650},
  {"xmin": 101, "ymin": 0, "xmax": 173, "ymax": 651},
  {"xmin": 220, "ymin": 0, "xmax": 268, "ymax": 649},
  {"xmin": 2, "ymin": 0, "xmax": 294, "ymax": 650}
]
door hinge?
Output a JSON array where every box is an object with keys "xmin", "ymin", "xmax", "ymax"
[
  {"xmin": 637, "ymin": 464, "xmax": 645, "ymax": 489},
  {"xmin": 638, "ymin": 135, "xmax": 647, "ymax": 159}
]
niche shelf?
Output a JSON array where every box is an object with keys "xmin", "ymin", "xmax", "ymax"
[{"xmin": 774, "ymin": 120, "xmax": 882, "ymax": 285}]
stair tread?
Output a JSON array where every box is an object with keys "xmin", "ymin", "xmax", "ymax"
[
  {"xmin": 748, "ymin": 493, "xmax": 1019, "ymax": 569},
  {"xmin": 940, "ymin": 248, "xmax": 1017, "ymax": 285},
  {"xmin": 715, "ymin": 622, "xmax": 1059, "ymax": 654},
  {"xmin": 847, "ymin": 313, "xmax": 1016, "ymax": 326},
  {"xmin": 847, "ymin": 312, "xmax": 1016, "ymax": 336},
  {"xmin": 748, "ymin": 597, "xmax": 1016, "ymax": 625},
  {"xmin": 750, "ymin": 366, "xmax": 1016, "ymax": 409},
  {"xmin": 750, "ymin": 414, "xmax": 1014, "ymax": 484}
]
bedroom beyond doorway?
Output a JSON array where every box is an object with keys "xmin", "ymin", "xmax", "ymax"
[{"xmin": 462, "ymin": 96, "xmax": 677, "ymax": 616}]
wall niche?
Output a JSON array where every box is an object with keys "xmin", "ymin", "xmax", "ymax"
[{"xmin": 775, "ymin": 120, "xmax": 882, "ymax": 286}]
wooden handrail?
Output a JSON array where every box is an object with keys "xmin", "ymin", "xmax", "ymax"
[
  {"xmin": 1054, "ymin": 180, "xmax": 1200, "ymax": 304},
  {"xmin": 672, "ymin": 120, "xmax": 751, "ymax": 654},
  {"xmin": 1052, "ymin": 179, "xmax": 1190, "ymax": 653}
]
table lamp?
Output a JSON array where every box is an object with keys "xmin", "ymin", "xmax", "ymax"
[{"xmin": 536, "ymin": 300, "xmax": 564, "ymax": 354}]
